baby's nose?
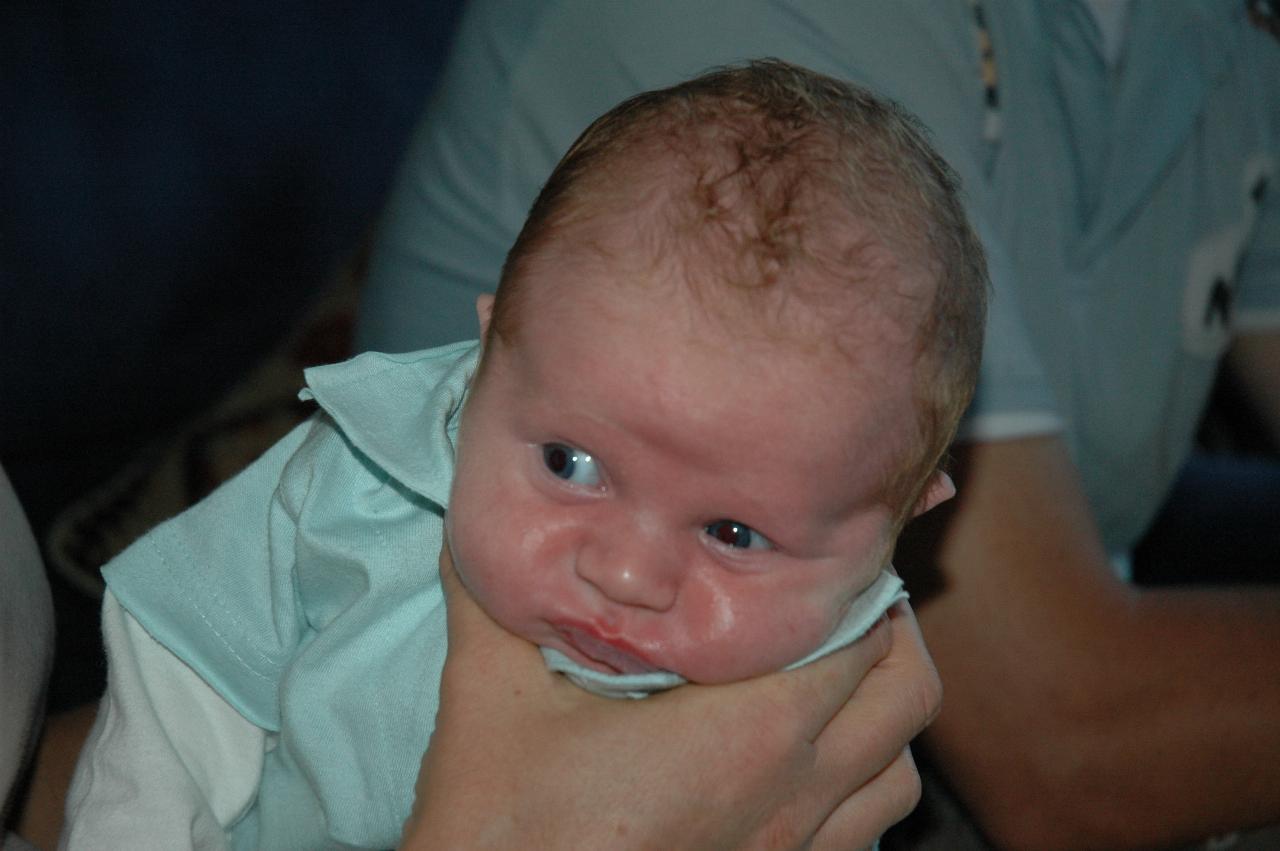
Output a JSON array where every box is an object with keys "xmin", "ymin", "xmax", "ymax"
[{"xmin": 573, "ymin": 518, "xmax": 680, "ymax": 612}]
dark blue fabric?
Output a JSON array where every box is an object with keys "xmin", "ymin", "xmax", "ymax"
[
  {"xmin": 1133, "ymin": 451, "xmax": 1280, "ymax": 586},
  {"xmin": 1, "ymin": 2, "xmax": 464, "ymax": 531},
  {"xmin": 0, "ymin": 1, "xmax": 464, "ymax": 711}
]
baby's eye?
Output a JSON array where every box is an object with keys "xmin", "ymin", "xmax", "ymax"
[
  {"xmin": 704, "ymin": 520, "xmax": 773, "ymax": 551},
  {"xmin": 541, "ymin": 442, "xmax": 602, "ymax": 487}
]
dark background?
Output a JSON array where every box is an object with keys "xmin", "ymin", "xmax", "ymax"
[{"xmin": 2, "ymin": 1, "xmax": 465, "ymax": 710}]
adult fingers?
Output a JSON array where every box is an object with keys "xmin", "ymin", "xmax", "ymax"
[
  {"xmin": 872, "ymin": 600, "xmax": 943, "ymax": 734},
  {"xmin": 734, "ymin": 612, "xmax": 895, "ymax": 745},
  {"xmin": 679, "ymin": 611, "xmax": 921, "ymax": 851},
  {"xmin": 809, "ymin": 602, "xmax": 942, "ymax": 803},
  {"xmin": 640, "ymin": 615, "xmax": 897, "ymax": 846},
  {"xmin": 810, "ymin": 747, "xmax": 923, "ymax": 851}
]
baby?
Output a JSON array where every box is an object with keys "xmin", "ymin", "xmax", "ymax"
[{"xmin": 63, "ymin": 60, "xmax": 987, "ymax": 848}]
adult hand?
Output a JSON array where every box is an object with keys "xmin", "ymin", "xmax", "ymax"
[{"xmin": 400, "ymin": 545, "xmax": 941, "ymax": 850}]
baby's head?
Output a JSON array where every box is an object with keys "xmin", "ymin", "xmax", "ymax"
[{"xmin": 447, "ymin": 60, "xmax": 987, "ymax": 683}]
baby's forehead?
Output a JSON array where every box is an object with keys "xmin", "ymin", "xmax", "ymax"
[
  {"xmin": 531, "ymin": 210, "xmax": 926, "ymax": 359},
  {"xmin": 518, "ymin": 245, "xmax": 920, "ymax": 420}
]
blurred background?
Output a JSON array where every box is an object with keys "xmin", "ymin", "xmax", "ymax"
[{"xmin": 1, "ymin": 1, "xmax": 466, "ymax": 712}]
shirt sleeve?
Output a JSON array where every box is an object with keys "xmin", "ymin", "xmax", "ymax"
[
  {"xmin": 60, "ymin": 593, "xmax": 265, "ymax": 850},
  {"xmin": 956, "ymin": 216, "xmax": 1064, "ymax": 442},
  {"xmin": 99, "ymin": 418, "xmax": 319, "ymax": 730},
  {"xmin": 1234, "ymin": 156, "xmax": 1280, "ymax": 333}
]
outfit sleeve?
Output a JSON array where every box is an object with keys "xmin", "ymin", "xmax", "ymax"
[
  {"xmin": 60, "ymin": 593, "xmax": 265, "ymax": 851},
  {"xmin": 100, "ymin": 419, "xmax": 319, "ymax": 731},
  {"xmin": 61, "ymin": 419, "xmax": 316, "ymax": 847}
]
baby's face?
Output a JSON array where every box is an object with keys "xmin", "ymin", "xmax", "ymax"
[{"xmin": 447, "ymin": 263, "xmax": 927, "ymax": 684}]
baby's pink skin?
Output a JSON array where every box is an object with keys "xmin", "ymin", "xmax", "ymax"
[{"xmin": 446, "ymin": 250, "xmax": 950, "ymax": 684}]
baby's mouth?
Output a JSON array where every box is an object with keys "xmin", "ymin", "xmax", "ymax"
[{"xmin": 553, "ymin": 624, "xmax": 662, "ymax": 675}]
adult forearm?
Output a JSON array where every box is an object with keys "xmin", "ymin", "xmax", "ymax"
[
  {"xmin": 902, "ymin": 437, "xmax": 1280, "ymax": 850},
  {"xmin": 921, "ymin": 578, "xmax": 1280, "ymax": 850},
  {"xmin": 1050, "ymin": 585, "xmax": 1280, "ymax": 847}
]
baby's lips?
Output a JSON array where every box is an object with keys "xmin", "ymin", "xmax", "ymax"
[{"xmin": 554, "ymin": 623, "xmax": 663, "ymax": 675}]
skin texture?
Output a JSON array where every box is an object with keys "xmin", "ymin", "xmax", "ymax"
[
  {"xmin": 446, "ymin": 247, "xmax": 951, "ymax": 683},
  {"xmin": 400, "ymin": 545, "xmax": 942, "ymax": 851},
  {"xmin": 896, "ymin": 340, "xmax": 1280, "ymax": 851}
]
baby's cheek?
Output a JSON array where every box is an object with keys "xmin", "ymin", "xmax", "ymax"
[
  {"xmin": 447, "ymin": 502, "xmax": 579, "ymax": 644},
  {"xmin": 667, "ymin": 583, "xmax": 835, "ymax": 683},
  {"xmin": 448, "ymin": 504, "xmax": 524, "ymax": 609}
]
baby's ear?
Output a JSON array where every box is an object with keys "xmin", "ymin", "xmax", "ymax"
[
  {"xmin": 912, "ymin": 470, "xmax": 956, "ymax": 517},
  {"xmin": 476, "ymin": 294, "xmax": 496, "ymax": 339}
]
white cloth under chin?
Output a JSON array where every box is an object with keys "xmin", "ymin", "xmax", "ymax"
[{"xmin": 542, "ymin": 570, "xmax": 906, "ymax": 699}]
